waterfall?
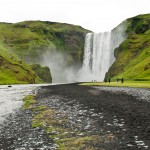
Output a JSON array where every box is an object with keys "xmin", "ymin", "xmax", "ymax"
[
  {"xmin": 78, "ymin": 21, "xmax": 127, "ymax": 82},
  {"xmin": 81, "ymin": 32, "xmax": 111, "ymax": 81}
]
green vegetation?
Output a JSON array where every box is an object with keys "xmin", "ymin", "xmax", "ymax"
[
  {"xmin": 23, "ymin": 94, "xmax": 116, "ymax": 149},
  {"xmin": 106, "ymin": 14, "xmax": 150, "ymax": 81},
  {"xmin": 0, "ymin": 43, "xmax": 42, "ymax": 84},
  {"xmin": 80, "ymin": 81, "xmax": 150, "ymax": 88},
  {"xmin": 22, "ymin": 95, "xmax": 36, "ymax": 110},
  {"xmin": 0, "ymin": 21, "xmax": 90, "ymax": 64},
  {"xmin": 30, "ymin": 64, "xmax": 52, "ymax": 83}
]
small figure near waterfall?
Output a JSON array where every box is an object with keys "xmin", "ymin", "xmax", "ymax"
[
  {"xmin": 121, "ymin": 78, "xmax": 124, "ymax": 83},
  {"xmin": 108, "ymin": 77, "xmax": 111, "ymax": 83}
]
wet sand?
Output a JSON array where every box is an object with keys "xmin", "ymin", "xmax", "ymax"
[{"xmin": 0, "ymin": 83, "xmax": 150, "ymax": 149}]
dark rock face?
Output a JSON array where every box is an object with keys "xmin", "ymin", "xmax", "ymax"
[{"xmin": 53, "ymin": 31, "xmax": 86, "ymax": 63}]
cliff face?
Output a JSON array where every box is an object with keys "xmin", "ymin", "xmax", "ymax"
[
  {"xmin": 0, "ymin": 21, "xmax": 90, "ymax": 64},
  {"xmin": 106, "ymin": 14, "xmax": 150, "ymax": 81}
]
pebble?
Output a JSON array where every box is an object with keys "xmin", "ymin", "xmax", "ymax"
[
  {"xmin": 93, "ymin": 86, "xmax": 150, "ymax": 102},
  {"xmin": 0, "ymin": 109, "xmax": 53, "ymax": 149}
]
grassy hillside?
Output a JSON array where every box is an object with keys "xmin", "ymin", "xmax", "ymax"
[
  {"xmin": 106, "ymin": 14, "xmax": 150, "ymax": 81},
  {"xmin": 0, "ymin": 43, "xmax": 43, "ymax": 84},
  {"xmin": 0, "ymin": 21, "xmax": 90, "ymax": 64}
]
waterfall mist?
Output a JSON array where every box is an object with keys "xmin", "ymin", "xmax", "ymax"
[{"xmin": 39, "ymin": 50, "xmax": 80, "ymax": 83}]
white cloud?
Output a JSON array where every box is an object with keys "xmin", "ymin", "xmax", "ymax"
[{"xmin": 0, "ymin": 0, "xmax": 149, "ymax": 32}]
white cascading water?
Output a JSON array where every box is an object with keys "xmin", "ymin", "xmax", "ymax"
[
  {"xmin": 78, "ymin": 21, "xmax": 127, "ymax": 82},
  {"xmin": 82, "ymin": 32, "xmax": 111, "ymax": 81}
]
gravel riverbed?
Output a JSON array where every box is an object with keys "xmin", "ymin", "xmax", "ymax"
[
  {"xmin": 93, "ymin": 86, "xmax": 150, "ymax": 102},
  {"xmin": 0, "ymin": 83, "xmax": 150, "ymax": 149}
]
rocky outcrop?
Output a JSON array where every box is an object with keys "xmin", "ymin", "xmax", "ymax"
[{"xmin": 30, "ymin": 64, "xmax": 52, "ymax": 83}]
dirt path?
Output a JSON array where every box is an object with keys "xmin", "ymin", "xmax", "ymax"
[{"xmin": 0, "ymin": 83, "xmax": 150, "ymax": 149}]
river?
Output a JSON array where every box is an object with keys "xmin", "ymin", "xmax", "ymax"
[{"xmin": 0, "ymin": 84, "xmax": 48, "ymax": 125}]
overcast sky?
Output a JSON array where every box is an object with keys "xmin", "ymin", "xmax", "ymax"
[{"xmin": 0, "ymin": 0, "xmax": 149, "ymax": 32}]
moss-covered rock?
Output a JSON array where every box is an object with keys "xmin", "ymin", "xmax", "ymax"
[
  {"xmin": 107, "ymin": 14, "xmax": 150, "ymax": 81},
  {"xmin": 30, "ymin": 64, "xmax": 52, "ymax": 83}
]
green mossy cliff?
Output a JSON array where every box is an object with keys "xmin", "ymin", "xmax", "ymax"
[
  {"xmin": 106, "ymin": 14, "xmax": 150, "ymax": 81},
  {"xmin": 0, "ymin": 21, "xmax": 90, "ymax": 64}
]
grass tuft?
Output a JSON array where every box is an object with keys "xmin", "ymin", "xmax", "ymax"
[{"xmin": 22, "ymin": 95, "xmax": 36, "ymax": 110}]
